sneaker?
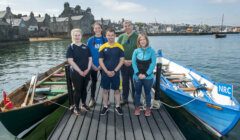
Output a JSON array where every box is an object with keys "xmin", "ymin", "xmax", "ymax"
[
  {"xmin": 89, "ymin": 99, "xmax": 96, "ymax": 108},
  {"xmin": 144, "ymin": 107, "xmax": 151, "ymax": 117},
  {"xmin": 81, "ymin": 104, "xmax": 90, "ymax": 112},
  {"xmin": 120, "ymin": 100, "xmax": 128, "ymax": 106},
  {"xmin": 134, "ymin": 107, "xmax": 141, "ymax": 116},
  {"xmin": 100, "ymin": 107, "xmax": 109, "ymax": 115},
  {"xmin": 69, "ymin": 104, "xmax": 75, "ymax": 111},
  {"xmin": 115, "ymin": 107, "xmax": 123, "ymax": 115},
  {"xmin": 73, "ymin": 107, "xmax": 80, "ymax": 116}
]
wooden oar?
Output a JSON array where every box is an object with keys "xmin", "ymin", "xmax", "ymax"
[
  {"xmin": 180, "ymin": 87, "xmax": 212, "ymax": 91},
  {"xmin": 21, "ymin": 76, "xmax": 36, "ymax": 107},
  {"xmin": 28, "ymin": 74, "xmax": 38, "ymax": 105}
]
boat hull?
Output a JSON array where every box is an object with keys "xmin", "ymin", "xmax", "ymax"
[
  {"xmin": 160, "ymin": 84, "xmax": 240, "ymax": 136},
  {"xmin": 0, "ymin": 93, "xmax": 67, "ymax": 136},
  {"xmin": 215, "ymin": 34, "xmax": 226, "ymax": 38}
]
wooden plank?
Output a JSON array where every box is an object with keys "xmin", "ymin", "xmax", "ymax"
[
  {"xmin": 97, "ymin": 88, "xmax": 107, "ymax": 140},
  {"xmin": 49, "ymin": 110, "xmax": 71, "ymax": 140},
  {"xmin": 121, "ymin": 103, "xmax": 133, "ymax": 140},
  {"xmin": 58, "ymin": 114, "xmax": 77, "ymax": 140},
  {"xmin": 128, "ymin": 101, "xmax": 144, "ymax": 140},
  {"xmin": 159, "ymin": 107, "xmax": 186, "ymax": 140},
  {"xmin": 146, "ymin": 113, "xmax": 164, "ymax": 140},
  {"xmin": 152, "ymin": 108, "xmax": 174, "ymax": 140},
  {"xmin": 68, "ymin": 112, "xmax": 86, "ymax": 140},
  {"xmin": 106, "ymin": 90, "xmax": 115, "ymax": 140},
  {"xmin": 180, "ymin": 87, "xmax": 212, "ymax": 91},
  {"xmin": 138, "ymin": 114, "xmax": 154, "ymax": 140},
  {"xmin": 41, "ymin": 81, "xmax": 67, "ymax": 85},
  {"xmin": 87, "ymin": 82, "xmax": 102, "ymax": 140}
]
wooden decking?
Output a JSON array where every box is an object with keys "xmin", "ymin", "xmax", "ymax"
[{"xmin": 48, "ymin": 78, "xmax": 185, "ymax": 140}]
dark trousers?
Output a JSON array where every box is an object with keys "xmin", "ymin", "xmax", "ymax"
[
  {"xmin": 71, "ymin": 70, "xmax": 89, "ymax": 108},
  {"xmin": 90, "ymin": 69, "xmax": 98, "ymax": 99},
  {"xmin": 121, "ymin": 65, "xmax": 135, "ymax": 102}
]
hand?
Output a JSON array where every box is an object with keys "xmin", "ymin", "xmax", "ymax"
[
  {"xmin": 92, "ymin": 65, "xmax": 98, "ymax": 71},
  {"xmin": 138, "ymin": 74, "xmax": 146, "ymax": 79},
  {"xmin": 83, "ymin": 69, "xmax": 90, "ymax": 76},
  {"xmin": 124, "ymin": 60, "xmax": 132, "ymax": 66},
  {"xmin": 79, "ymin": 71, "xmax": 84, "ymax": 77},
  {"xmin": 106, "ymin": 70, "xmax": 114, "ymax": 77}
]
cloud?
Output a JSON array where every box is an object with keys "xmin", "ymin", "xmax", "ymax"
[
  {"xmin": 209, "ymin": 0, "xmax": 239, "ymax": 4},
  {"xmin": 100, "ymin": 0, "xmax": 147, "ymax": 12}
]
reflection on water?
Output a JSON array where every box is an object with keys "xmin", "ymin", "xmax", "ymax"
[
  {"xmin": 0, "ymin": 40, "xmax": 70, "ymax": 93},
  {"xmin": 0, "ymin": 34, "xmax": 240, "ymax": 140}
]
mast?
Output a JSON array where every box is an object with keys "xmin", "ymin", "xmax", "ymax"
[{"xmin": 221, "ymin": 14, "xmax": 224, "ymax": 32}]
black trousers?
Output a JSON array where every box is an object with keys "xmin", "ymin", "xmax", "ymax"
[
  {"xmin": 121, "ymin": 65, "xmax": 135, "ymax": 102},
  {"xmin": 71, "ymin": 70, "xmax": 89, "ymax": 108},
  {"xmin": 90, "ymin": 69, "xmax": 98, "ymax": 99}
]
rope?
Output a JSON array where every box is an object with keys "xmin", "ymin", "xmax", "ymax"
[
  {"xmin": 158, "ymin": 97, "xmax": 197, "ymax": 109},
  {"xmin": 46, "ymin": 100, "xmax": 70, "ymax": 110},
  {"xmin": 152, "ymin": 85, "xmax": 198, "ymax": 109}
]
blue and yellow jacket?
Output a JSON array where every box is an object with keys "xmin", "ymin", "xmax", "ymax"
[{"xmin": 132, "ymin": 46, "xmax": 156, "ymax": 80}]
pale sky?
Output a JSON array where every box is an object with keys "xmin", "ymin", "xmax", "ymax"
[{"xmin": 0, "ymin": 0, "xmax": 240, "ymax": 26}]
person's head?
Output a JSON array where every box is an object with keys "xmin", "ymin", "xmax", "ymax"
[
  {"xmin": 71, "ymin": 28, "xmax": 82, "ymax": 43},
  {"xmin": 123, "ymin": 20, "xmax": 133, "ymax": 34},
  {"xmin": 137, "ymin": 33, "xmax": 149, "ymax": 48},
  {"xmin": 106, "ymin": 28, "xmax": 116, "ymax": 44},
  {"xmin": 92, "ymin": 22, "xmax": 103, "ymax": 36}
]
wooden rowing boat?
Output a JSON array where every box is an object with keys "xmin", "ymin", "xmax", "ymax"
[
  {"xmin": 156, "ymin": 50, "xmax": 240, "ymax": 137},
  {"xmin": 0, "ymin": 62, "xmax": 68, "ymax": 136}
]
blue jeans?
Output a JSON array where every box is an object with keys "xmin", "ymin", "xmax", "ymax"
[{"xmin": 134, "ymin": 78, "xmax": 153, "ymax": 108}]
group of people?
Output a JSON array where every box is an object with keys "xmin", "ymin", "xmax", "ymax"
[{"xmin": 66, "ymin": 20, "xmax": 156, "ymax": 117}]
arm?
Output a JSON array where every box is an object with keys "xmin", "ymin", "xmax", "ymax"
[
  {"xmin": 99, "ymin": 58, "xmax": 113, "ymax": 77},
  {"xmin": 114, "ymin": 57, "xmax": 124, "ymax": 72},
  {"xmin": 83, "ymin": 57, "xmax": 92, "ymax": 76},
  {"xmin": 131, "ymin": 50, "xmax": 139, "ymax": 75},
  {"xmin": 146, "ymin": 49, "xmax": 157, "ymax": 76},
  {"xmin": 67, "ymin": 58, "xmax": 84, "ymax": 76}
]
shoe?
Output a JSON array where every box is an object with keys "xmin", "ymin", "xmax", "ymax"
[
  {"xmin": 120, "ymin": 100, "xmax": 128, "ymax": 106},
  {"xmin": 69, "ymin": 105, "xmax": 75, "ymax": 111},
  {"xmin": 144, "ymin": 107, "xmax": 151, "ymax": 117},
  {"xmin": 134, "ymin": 107, "xmax": 141, "ymax": 116},
  {"xmin": 73, "ymin": 107, "xmax": 80, "ymax": 116},
  {"xmin": 115, "ymin": 107, "xmax": 123, "ymax": 115},
  {"xmin": 89, "ymin": 99, "xmax": 96, "ymax": 108},
  {"xmin": 100, "ymin": 107, "xmax": 109, "ymax": 115},
  {"xmin": 81, "ymin": 104, "xmax": 90, "ymax": 111}
]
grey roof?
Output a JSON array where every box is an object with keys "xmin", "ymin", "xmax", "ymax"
[
  {"xmin": 35, "ymin": 17, "xmax": 45, "ymax": 22},
  {"xmin": 6, "ymin": 18, "xmax": 22, "ymax": 26},
  {"xmin": 0, "ymin": 11, "xmax": 6, "ymax": 18},
  {"xmin": 96, "ymin": 19, "xmax": 111, "ymax": 26},
  {"xmin": 22, "ymin": 16, "xmax": 30, "ymax": 21},
  {"xmin": 50, "ymin": 17, "xmax": 68, "ymax": 22},
  {"xmin": 71, "ymin": 15, "xmax": 83, "ymax": 21}
]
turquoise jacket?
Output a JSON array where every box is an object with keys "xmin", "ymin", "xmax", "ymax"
[{"xmin": 132, "ymin": 46, "xmax": 156, "ymax": 80}]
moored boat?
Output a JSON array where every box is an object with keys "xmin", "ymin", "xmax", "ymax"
[
  {"xmin": 215, "ymin": 33, "xmax": 226, "ymax": 38},
  {"xmin": 156, "ymin": 51, "xmax": 240, "ymax": 137},
  {"xmin": 0, "ymin": 62, "xmax": 68, "ymax": 136}
]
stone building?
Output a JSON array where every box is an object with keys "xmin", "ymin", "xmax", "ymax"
[
  {"xmin": 0, "ymin": 20, "xmax": 11, "ymax": 41},
  {"xmin": 0, "ymin": 7, "xmax": 16, "ymax": 21},
  {"xmin": 36, "ymin": 14, "xmax": 51, "ymax": 36},
  {"xmin": 49, "ymin": 2, "xmax": 94, "ymax": 36},
  {"xmin": 6, "ymin": 18, "xmax": 29, "ymax": 39},
  {"xmin": 22, "ymin": 12, "xmax": 38, "ymax": 36}
]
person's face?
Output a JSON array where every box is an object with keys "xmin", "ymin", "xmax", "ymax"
[
  {"xmin": 93, "ymin": 24, "xmax": 102, "ymax": 35},
  {"xmin": 73, "ymin": 31, "xmax": 82, "ymax": 43},
  {"xmin": 106, "ymin": 31, "xmax": 115, "ymax": 43},
  {"xmin": 123, "ymin": 22, "xmax": 133, "ymax": 34},
  {"xmin": 139, "ymin": 36, "xmax": 147, "ymax": 47}
]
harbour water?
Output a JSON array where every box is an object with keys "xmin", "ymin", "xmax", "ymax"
[{"xmin": 0, "ymin": 34, "xmax": 239, "ymax": 139}]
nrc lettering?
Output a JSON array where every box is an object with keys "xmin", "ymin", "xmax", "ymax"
[{"xmin": 218, "ymin": 86, "xmax": 232, "ymax": 95}]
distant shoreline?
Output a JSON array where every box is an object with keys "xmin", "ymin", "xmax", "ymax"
[
  {"xmin": 29, "ymin": 37, "xmax": 64, "ymax": 42},
  {"xmin": 147, "ymin": 32, "xmax": 240, "ymax": 36}
]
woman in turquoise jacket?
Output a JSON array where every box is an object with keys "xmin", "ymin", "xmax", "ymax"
[{"xmin": 132, "ymin": 33, "xmax": 156, "ymax": 116}]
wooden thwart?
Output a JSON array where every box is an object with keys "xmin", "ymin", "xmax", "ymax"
[
  {"xmin": 180, "ymin": 87, "xmax": 212, "ymax": 91},
  {"xmin": 41, "ymin": 81, "xmax": 67, "ymax": 85}
]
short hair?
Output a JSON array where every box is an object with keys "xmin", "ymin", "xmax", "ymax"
[
  {"xmin": 123, "ymin": 20, "xmax": 132, "ymax": 26},
  {"xmin": 137, "ymin": 33, "xmax": 149, "ymax": 48},
  {"xmin": 106, "ymin": 28, "xmax": 115, "ymax": 34},
  {"xmin": 92, "ymin": 22, "xmax": 103, "ymax": 29},
  {"xmin": 71, "ymin": 28, "xmax": 82, "ymax": 43}
]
